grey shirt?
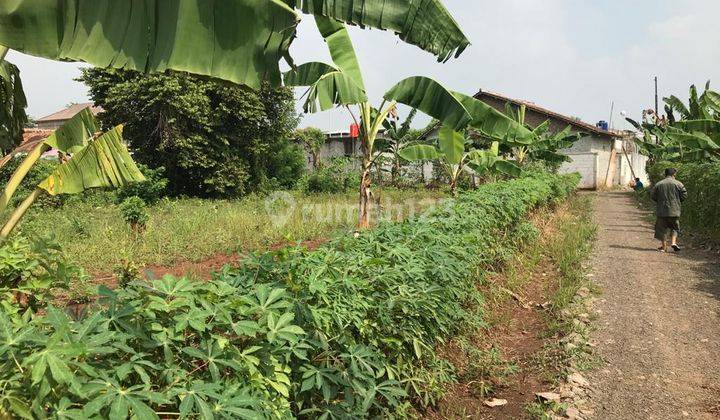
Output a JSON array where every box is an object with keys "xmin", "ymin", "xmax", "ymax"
[{"xmin": 650, "ymin": 177, "xmax": 688, "ymax": 218}]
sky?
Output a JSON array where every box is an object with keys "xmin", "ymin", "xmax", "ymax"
[{"xmin": 7, "ymin": 0, "xmax": 720, "ymax": 133}]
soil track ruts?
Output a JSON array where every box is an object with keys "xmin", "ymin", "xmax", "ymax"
[{"xmin": 587, "ymin": 192, "xmax": 720, "ymax": 419}]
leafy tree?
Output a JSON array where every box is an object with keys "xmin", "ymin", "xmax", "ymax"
[
  {"xmin": 295, "ymin": 127, "xmax": 327, "ymax": 169},
  {"xmin": 80, "ymin": 68, "xmax": 304, "ymax": 197}
]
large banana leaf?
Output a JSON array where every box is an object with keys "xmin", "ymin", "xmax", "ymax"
[
  {"xmin": 452, "ymin": 92, "xmax": 534, "ymax": 144},
  {"xmin": 673, "ymin": 119, "xmax": 720, "ymax": 139},
  {"xmin": 398, "ymin": 144, "xmax": 442, "ymax": 161},
  {"xmin": 297, "ymin": 0, "xmax": 469, "ymax": 62},
  {"xmin": 39, "ymin": 126, "xmax": 145, "ymax": 196},
  {"xmin": 0, "ymin": 59, "xmax": 27, "ymax": 151},
  {"xmin": 284, "ymin": 16, "xmax": 367, "ymax": 112},
  {"xmin": 663, "ymin": 95, "xmax": 691, "ymax": 119},
  {"xmin": 437, "ymin": 126, "xmax": 464, "ymax": 165},
  {"xmin": 384, "ymin": 77, "xmax": 471, "ymax": 131},
  {"xmin": 285, "ymin": 63, "xmax": 367, "ymax": 112},
  {"xmin": 43, "ymin": 107, "xmax": 99, "ymax": 154},
  {"xmin": 704, "ymin": 90, "xmax": 720, "ymax": 114},
  {"xmin": 314, "ymin": 16, "xmax": 365, "ymax": 91},
  {"xmin": 0, "ymin": 0, "xmax": 299, "ymax": 89}
]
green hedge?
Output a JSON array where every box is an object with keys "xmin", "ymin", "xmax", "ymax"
[
  {"xmin": 648, "ymin": 162, "xmax": 720, "ymax": 241},
  {"xmin": 0, "ymin": 173, "xmax": 579, "ymax": 419}
]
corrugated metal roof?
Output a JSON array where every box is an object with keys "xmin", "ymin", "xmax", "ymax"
[{"xmin": 36, "ymin": 103, "xmax": 103, "ymax": 122}]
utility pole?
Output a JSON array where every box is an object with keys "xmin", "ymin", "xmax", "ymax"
[{"xmin": 654, "ymin": 76, "xmax": 659, "ymax": 118}]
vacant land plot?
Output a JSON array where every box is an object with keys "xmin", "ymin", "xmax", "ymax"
[{"xmin": 17, "ymin": 188, "xmax": 443, "ymax": 273}]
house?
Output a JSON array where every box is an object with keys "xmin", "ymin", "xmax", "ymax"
[
  {"xmin": 35, "ymin": 103, "xmax": 102, "ymax": 131},
  {"xmin": 425, "ymin": 90, "xmax": 647, "ymax": 190}
]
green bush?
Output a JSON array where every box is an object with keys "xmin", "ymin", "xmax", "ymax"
[
  {"xmin": 115, "ymin": 164, "xmax": 169, "ymax": 204},
  {"xmin": 0, "ymin": 173, "xmax": 579, "ymax": 419},
  {"xmin": 80, "ymin": 69, "xmax": 303, "ymax": 198},
  {"xmin": 300, "ymin": 157, "xmax": 360, "ymax": 194},
  {"xmin": 0, "ymin": 236, "xmax": 85, "ymax": 319},
  {"xmin": 119, "ymin": 196, "xmax": 150, "ymax": 230},
  {"xmin": 647, "ymin": 161, "xmax": 720, "ymax": 241}
]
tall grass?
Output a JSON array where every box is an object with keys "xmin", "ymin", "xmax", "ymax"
[{"xmin": 16, "ymin": 188, "xmax": 443, "ymax": 272}]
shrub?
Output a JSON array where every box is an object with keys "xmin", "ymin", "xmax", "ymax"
[
  {"xmin": 647, "ymin": 161, "xmax": 720, "ymax": 241},
  {"xmin": 0, "ymin": 173, "xmax": 579, "ymax": 418},
  {"xmin": 0, "ymin": 236, "xmax": 85, "ymax": 319},
  {"xmin": 300, "ymin": 157, "xmax": 359, "ymax": 194},
  {"xmin": 80, "ymin": 68, "xmax": 302, "ymax": 198},
  {"xmin": 115, "ymin": 164, "xmax": 169, "ymax": 204},
  {"xmin": 119, "ymin": 196, "xmax": 149, "ymax": 231}
]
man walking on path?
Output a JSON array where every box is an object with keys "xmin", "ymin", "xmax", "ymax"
[{"xmin": 651, "ymin": 167, "xmax": 687, "ymax": 252}]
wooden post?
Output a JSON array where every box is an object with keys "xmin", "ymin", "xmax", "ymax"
[{"xmin": 604, "ymin": 145, "xmax": 618, "ymax": 189}]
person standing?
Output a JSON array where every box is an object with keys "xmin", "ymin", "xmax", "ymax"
[{"xmin": 650, "ymin": 168, "xmax": 688, "ymax": 252}]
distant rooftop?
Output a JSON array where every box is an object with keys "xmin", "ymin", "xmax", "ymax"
[
  {"xmin": 36, "ymin": 103, "xmax": 103, "ymax": 122},
  {"xmin": 474, "ymin": 90, "xmax": 625, "ymax": 139}
]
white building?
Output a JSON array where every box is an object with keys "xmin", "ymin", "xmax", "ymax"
[{"xmin": 428, "ymin": 90, "xmax": 648, "ymax": 190}]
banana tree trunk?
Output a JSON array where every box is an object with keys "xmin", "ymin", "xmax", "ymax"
[
  {"xmin": 0, "ymin": 187, "xmax": 42, "ymax": 242},
  {"xmin": 0, "ymin": 142, "xmax": 50, "ymax": 215},
  {"xmin": 358, "ymin": 142, "xmax": 373, "ymax": 229}
]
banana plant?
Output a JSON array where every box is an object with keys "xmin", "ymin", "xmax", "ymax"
[
  {"xmin": 285, "ymin": 16, "xmax": 472, "ymax": 228},
  {"xmin": 399, "ymin": 126, "xmax": 521, "ymax": 196},
  {"xmin": 627, "ymin": 82, "xmax": 720, "ymax": 163},
  {"xmin": 0, "ymin": 114, "xmax": 145, "ymax": 242},
  {"xmin": 377, "ymin": 108, "xmax": 419, "ymax": 185},
  {"xmin": 501, "ymin": 104, "xmax": 580, "ymax": 166},
  {"xmin": 0, "ymin": 0, "xmax": 468, "ymax": 91},
  {"xmin": 0, "ymin": 46, "xmax": 28, "ymax": 152}
]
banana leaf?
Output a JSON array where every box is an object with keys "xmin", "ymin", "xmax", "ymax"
[
  {"xmin": 663, "ymin": 95, "xmax": 691, "ymax": 119},
  {"xmin": 398, "ymin": 144, "xmax": 442, "ymax": 161},
  {"xmin": 451, "ymin": 92, "xmax": 534, "ymax": 144},
  {"xmin": 703, "ymin": 90, "xmax": 720, "ymax": 114},
  {"xmin": 314, "ymin": 16, "xmax": 365, "ymax": 91},
  {"xmin": 437, "ymin": 126, "xmax": 464, "ymax": 165},
  {"xmin": 384, "ymin": 77, "xmax": 471, "ymax": 131},
  {"xmin": 43, "ymin": 107, "xmax": 100, "ymax": 154},
  {"xmin": 39, "ymin": 126, "xmax": 145, "ymax": 196},
  {"xmin": 494, "ymin": 160, "xmax": 522, "ymax": 177},
  {"xmin": 0, "ymin": 0, "xmax": 299, "ymax": 89},
  {"xmin": 0, "ymin": 59, "xmax": 28, "ymax": 151},
  {"xmin": 297, "ymin": 0, "xmax": 470, "ymax": 62},
  {"xmin": 287, "ymin": 66, "xmax": 368, "ymax": 112},
  {"xmin": 284, "ymin": 17, "xmax": 367, "ymax": 112},
  {"xmin": 673, "ymin": 119, "xmax": 720, "ymax": 138}
]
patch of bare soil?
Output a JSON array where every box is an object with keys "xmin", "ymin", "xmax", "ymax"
[
  {"xmin": 425, "ymin": 207, "xmax": 569, "ymax": 419},
  {"xmin": 586, "ymin": 192, "xmax": 720, "ymax": 419}
]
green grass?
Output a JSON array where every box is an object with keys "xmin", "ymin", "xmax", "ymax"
[{"xmin": 15, "ymin": 188, "xmax": 444, "ymax": 273}]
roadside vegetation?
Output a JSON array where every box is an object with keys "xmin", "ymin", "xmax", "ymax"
[
  {"xmin": 0, "ymin": 172, "xmax": 579, "ymax": 419},
  {"xmin": 645, "ymin": 161, "xmax": 720, "ymax": 243}
]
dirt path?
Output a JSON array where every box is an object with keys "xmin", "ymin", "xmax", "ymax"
[{"xmin": 587, "ymin": 192, "xmax": 720, "ymax": 419}]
